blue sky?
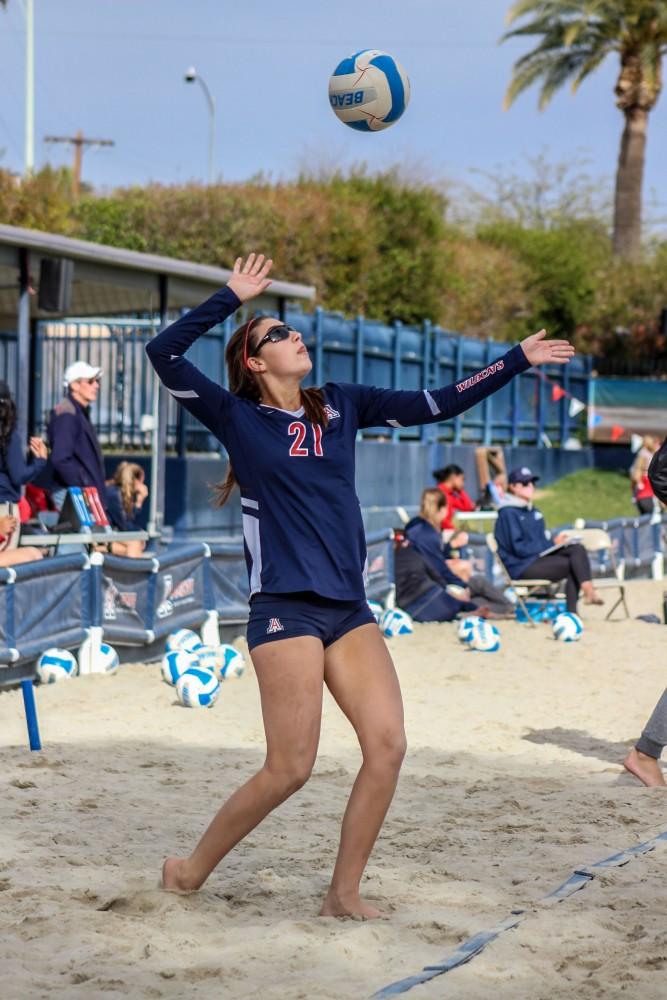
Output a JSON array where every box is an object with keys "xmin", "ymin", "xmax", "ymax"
[{"xmin": 0, "ymin": 0, "xmax": 666, "ymax": 218}]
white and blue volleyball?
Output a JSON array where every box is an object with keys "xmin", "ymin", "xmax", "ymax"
[
  {"xmin": 195, "ymin": 645, "xmax": 224, "ymax": 676},
  {"xmin": 165, "ymin": 628, "xmax": 203, "ymax": 654},
  {"xmin": 328, "ymin": 49, "xmax": 410, "ymax": 132},
  {"xmin": 467, "ymin": 621, "xmax": 501, "ymax": 653},
  {"xmin": 176, "ymin": 667, "xmax": 220, "ymax": 709},
  {"xmin": 36, "ymin": 647, "xmax": 78, "ymax": 683},
  {"xmin": 457, "ymin": 615, "xmax": 486, "ymax": 645},
  {"xmin": 381, "ymin": 607, "xmax": 413, "ymax": 637},
  {"xmin": 553, "ymin": 612, "xmax": 583, "ymax": 642},
  {"xmin": 161, "ymin": 648, "xmax": 200, "ymax": 686},
  {"xmin": 217, "ymin": 644, "xmax": 245, "ymax": 680},
  {"xmin": 95, "ymin": 642, "xmax": 119, "ymax": 675},
  {"xmin": 367, "ymin": 601, "xmax": 384, "ymax": 624}
]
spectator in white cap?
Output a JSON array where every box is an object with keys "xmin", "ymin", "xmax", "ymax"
[{"xmin": 46, "ymin": 360, "xmax": 107, "ymax": 511}]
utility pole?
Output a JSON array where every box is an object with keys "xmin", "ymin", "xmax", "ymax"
[
  {"xmin": 25, "ymin": 0, "xmax": 34, "ymax": 175},
  {"xmin": 44, "ymin": 130, "xmax": 114, "ymax": 196}
]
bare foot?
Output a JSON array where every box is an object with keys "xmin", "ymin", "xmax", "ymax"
[
  {"xmin": 159, "ymin": 857, "xmax": 198, "ymax": 894},
  {"xmin": 623, "ymin": 749, "xmax": 666, "ymax": 788},
  {"xmin": 319, "ymin": 888, "xmax": 386, "ymax": 919}
]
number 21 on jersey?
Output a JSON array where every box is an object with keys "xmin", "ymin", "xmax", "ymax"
[{"xmin": 288, "ymin": 421, "xmax": 324, "ymax": 458}]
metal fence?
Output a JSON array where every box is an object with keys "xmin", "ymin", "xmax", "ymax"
[{"xmin": 0, "ymin": 308, "xmax": 592, "ymax": 452}]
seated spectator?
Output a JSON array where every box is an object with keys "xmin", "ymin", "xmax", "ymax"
[
  {"xmin": 0, "ymin": 380, "xmax": 48, "ymax": 551},
  {"xmin": 394, "ymin": 535, "xmax": 482, "ymax": 623},
  {"xmin": 406, "ymin": 488, "xmax": 514, "ymax": 617},
  {"xmin": 494, "ymin": 466, "xmax": 602, "ymax": 614},
  {"xmin": 433, "ymin": 464, "xmax": 476, "ymax": 536},
  {"xmin": 0, "ymin": 514, "xmax": 43, "ymax": 566},
  {"xmin": 106, "ymin": 462, "xmax": 148, "ymax": 558},
  {"xmin": 630, "ymin": 435, "xmax": 660, "ymax": 515}
]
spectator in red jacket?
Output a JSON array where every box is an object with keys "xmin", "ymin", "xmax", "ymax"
[{"xmin": 433, "ymin": 464, "xmax": 476, "ymax": 533}]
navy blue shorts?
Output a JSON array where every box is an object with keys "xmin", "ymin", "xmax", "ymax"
[{"xmin": 246, "ymin": 591, "xmax": 376, "ymax": 652}]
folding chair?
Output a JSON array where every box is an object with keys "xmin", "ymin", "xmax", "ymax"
[
  {"xmin": 558, "ymin": 528, "xmax": 630, "ymax": 621},
  {"xmin": 486, "ymin": 533, "xmax": 562, "ymax": 628}
]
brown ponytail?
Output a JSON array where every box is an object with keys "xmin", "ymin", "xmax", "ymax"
[{"xmin": 212, "ymin": 317, "xmax": 329, "ymax": 508}]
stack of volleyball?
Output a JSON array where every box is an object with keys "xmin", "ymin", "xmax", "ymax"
[
  {"xmin": 458, "ymin": 617, "xmax": 501, "ymax": 653},
  {"xmin": 380, "ymin": 607, "xmax": 413, "ymax": 637},
  {"xmin": 162, "ymin": 631, "xmax": 246, "ymax": 708},
  {"xmin": 552, "ymin": 612, "xmax": 583, "ymax": 642},
  {"xmin": 328, "ymin": 49, "xmax": 410, "ymax": 132},
  {"xmin": 457, "ymin": 615, "xmax": 486, "ymax": 645}
]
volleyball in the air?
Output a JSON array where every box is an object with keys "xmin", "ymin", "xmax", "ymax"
[
  {"xmin": 328, "ymin": 49, "xmax": 410, "ymax": 132},
  {"xmin": 166, "ymin": 628, "xmax": 203, "ymax": 654},
  {"xmin": 217, "ymin": 644, "xmax": 245, "ymax": 680},
  {"xmin": 94, "ymin": 642, "xmax": 119, "ymax": 675},
  {"xmin": 381, "ymin": 607, "xmax": 413, "ymax": 637},
  {"xmin": 36, "ymin": 647, "xmax": 78, "ymax": 683},
  {"xmin": 176, "ymin": 667, "xmax": 220, "ymax": 708},
  {"xmin": 467, "ymin": 621, "xmax": 501, "ymax": 653},
  {"xmin": 553, "ymin": 612, "xmax": 583, "ymax": 642},
  {"xmin": 367, "ymin": 601, "xmax": 384, "ymax": 624},
  {"xmin": 457, "ymin": 615, "xmax": 486, "ymax": 645},
  {"xmin": 161, "ymin": 648, "xmax": 200, "ymax": 686}
]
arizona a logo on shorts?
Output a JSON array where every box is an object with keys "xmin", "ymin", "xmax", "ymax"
[{"xmin": 267, "ymin": 617, "xmax": 284, "ymax": 634}]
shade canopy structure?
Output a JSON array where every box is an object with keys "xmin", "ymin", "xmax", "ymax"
[{"xmin": 0, "ymin": 223, "xmax": 316, "ymax": 534}]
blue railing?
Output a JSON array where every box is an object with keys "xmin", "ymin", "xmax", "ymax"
[{"xmin": 0, "ymin": 308, "xmax": 592, "ymax": 452}]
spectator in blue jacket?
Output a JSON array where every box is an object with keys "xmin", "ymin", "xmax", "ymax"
[
  {"xmin": 494, "ymin": 466, "xmax": 602, "ymax": 613},
  {"xmin": 47, "ymin": 361, "xmax": 107, "ymax": 511},
  {"xmin": 406, "ymin": 488, "xmax": 514, "ymax": 616}
]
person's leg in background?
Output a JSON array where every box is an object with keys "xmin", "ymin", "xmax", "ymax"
[
  {"xmin": 623, "ymin": 689, "xmax": 667, "ymax": 787},
  {"xmin": 468, "ymin": 575, "xmax": 514, "ymax": 617}
]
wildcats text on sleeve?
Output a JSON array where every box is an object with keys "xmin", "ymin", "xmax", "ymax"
[{"xmin": 456, "ymin": 359, "xmax": 505, "ymax": 393}]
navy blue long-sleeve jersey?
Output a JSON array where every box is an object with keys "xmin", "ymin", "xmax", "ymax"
[
  {"xmin": 0, "ymin": 428, "xmax": 47, "ymax": 502},
  {"xmin": 146, "ymin": 286, "xmax": 531, "ymax": 601}
]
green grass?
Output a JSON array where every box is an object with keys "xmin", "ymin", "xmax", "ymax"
[{"xmin": 535, "ymin": 468, "xmax": 635, "ymax": 526}]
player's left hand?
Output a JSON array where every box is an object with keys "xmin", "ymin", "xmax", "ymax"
[
  {"xmin": 226, "ymin": 253, "xmax": 273, "ymax": 303},
  {"xmin": 520, "ymin": 329, "xmax": 575, "ymax": 367}
]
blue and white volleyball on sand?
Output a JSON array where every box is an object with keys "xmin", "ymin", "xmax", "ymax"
[
  {"xmin": 161, "ymin": 649, "xmax": 200, "ymax": 686},
  {"xmin": 467, "ymin": 620, "xmax": 501, "ymax": 653},
  {"xmin": 329, "ymin": 49, "xmax": 410, "ymax": 132},
  {"xmin": 94, "ymin": 642, "xmax": 119, "ymax": 675},
  {"xmin": 457, "ymin": 615, "xmax": 486, "ymax": 645},
  {"xmin": 367, "ymin": 601, "xmax": 384, "ymax": 624},
  {"xmin": 176, "ymin": 667, "xmax": 220, "ymax": 708},
  {"xmin": 216, "ymin": 644, "xmax": 245, "ymax": 680},
  {"xmin": 553, "ymin": 612, "xmax": 583, "ymax": 642},
  {"xmin": 196, "ymin": 645, "xmax": 225, "ymax": 675},
  {"xmin": 36, "ymin": 647, "xmax": 78, "ymax": 683},
  {"xmin": 381, "ymin": 607, "xmax": 413, "ymax": 637},
  {"xmin": 166, "ymin": 628, "xmax": 203, "ymax": 654}
]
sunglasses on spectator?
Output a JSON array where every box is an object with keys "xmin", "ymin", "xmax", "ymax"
[{"xmin": 84, "ymin": 377, "xmax": 101, "ymax": 385}]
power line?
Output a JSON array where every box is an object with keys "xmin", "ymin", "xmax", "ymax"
[{"xmin": 44, "ymin": 130, "xmax": 114, "ymax": 196}]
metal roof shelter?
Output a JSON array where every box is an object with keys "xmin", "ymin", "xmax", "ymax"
[{"xmin": 0, "ymin": 223, "xmax": 316, "ymax": 534}]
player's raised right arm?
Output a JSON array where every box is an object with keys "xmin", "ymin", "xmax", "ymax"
[{"xmin": 145, "ymin": 253, "xmax": 273, "ymax": 435}]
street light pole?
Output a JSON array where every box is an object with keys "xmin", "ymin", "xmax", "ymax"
[
  {"xmin": 24, "ymin": 0, "xmax": 35, "ymax": 175},
  {"xmin": 184, "ymin": 67, "xmax": 216, "ymax": 184}
]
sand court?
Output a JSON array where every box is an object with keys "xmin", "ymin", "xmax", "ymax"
[{"xmin": 2, "ymin": 581, "xmax": 667, "ymax": 999}]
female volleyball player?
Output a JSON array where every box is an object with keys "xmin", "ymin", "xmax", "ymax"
[{"xmin": 147, "ymin": 253, "xmax": 574, "ymax": 917}]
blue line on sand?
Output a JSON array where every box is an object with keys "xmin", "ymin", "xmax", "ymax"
[{"xmin": 372, "ymin": 829, "xmax": 667, "ymax": 998}]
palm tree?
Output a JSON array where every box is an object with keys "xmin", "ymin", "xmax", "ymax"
[{"xmin": 502, "ymin": 1, "xmax": 667, "ymax": 260}]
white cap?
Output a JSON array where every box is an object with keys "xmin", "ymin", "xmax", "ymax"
[{"xmin": 63, "ymin": 361, "xmax": 103, "ymax": 387}]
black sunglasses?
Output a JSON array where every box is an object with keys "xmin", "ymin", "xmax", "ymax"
[{"xmin": 249, "ymin": 324, "xmax": 296, "ymax": 357}]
